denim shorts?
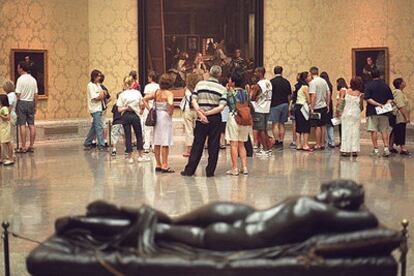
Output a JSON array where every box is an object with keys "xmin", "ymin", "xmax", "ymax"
[{"xmin": 269, "ymin": 103, "xmax": 289, "ymax": 123}]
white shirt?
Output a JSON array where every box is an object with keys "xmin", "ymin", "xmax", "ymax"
[
  {"xmin": 144, "ymin": 82, "xmax": 159, "ymax": 106},
  {"xmin": 309, "ymin": 76, "xmax": 330, "ymax": 109},
  {"xmin": 7, "ymin": 92, "xmax": 17, "ymax": 111},
  {"xmin": 143, "ymin": 82, "xmax": 160, "ymax": 95},
  {"xmin": 87, "ymin": 82, "xmax": 103, "ymax": 113},
  {"xmin": 15, "ymin": 73, "xmax": 38, "ymax": 101},
  {"xmin": 116, "ymin": 89, "xmax": 143, "ymax": 116},
  {"xmin": 7, "ymin": 92, "xmax": 17, "ymax": 123},
  {"xmin": 253, "ymin": 79, "xmax": 273, "ymax": 113}
]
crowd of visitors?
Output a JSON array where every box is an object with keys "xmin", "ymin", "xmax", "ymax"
[{"xmin": 0, "ymin": 61, "xmax": 411, "ymax": 173}]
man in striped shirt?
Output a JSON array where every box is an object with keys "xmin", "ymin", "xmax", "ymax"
[{"xmin": 181, "ymin": 65, "xmax": 227, "ymax": 177}]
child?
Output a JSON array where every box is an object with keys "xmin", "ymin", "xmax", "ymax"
[
  {"xmin": 110, "ymin": 92, "xmax": 124, "ymax": 156},
  {"xmin": 0, "ymin": 94, "xmax": 14, "ymax": 166}
]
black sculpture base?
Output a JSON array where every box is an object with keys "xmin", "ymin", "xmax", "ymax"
[
  {"xmin": 28, "ymin": 235, "xmax": 398, "ymax": 276},
  {"xmin": 26, "ymin": 180, "xmax": 404, "ymax": 276}
]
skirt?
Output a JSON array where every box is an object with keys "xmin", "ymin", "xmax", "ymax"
[{"xmin": 294, "ymin": 104, "xmax": 310, "ymax": 134}]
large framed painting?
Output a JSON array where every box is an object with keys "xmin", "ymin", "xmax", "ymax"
[
  {"xmin": 10, "ymin": 49, "xmax": 48, "ymax": 100},
  {"xmin": 352, "ymin": 47, "xmax": 389, "ymax": 84}
]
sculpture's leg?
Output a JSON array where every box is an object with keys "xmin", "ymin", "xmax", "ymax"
[{"xmin": 155, "ymin": 224, "xmax": 205, "ymax": 248}]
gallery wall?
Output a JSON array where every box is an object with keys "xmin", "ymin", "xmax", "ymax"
[
  {"xmin": 0, "ymin": 0, "xmax": 90, "ymax": 120},
  {"xmin": 264, "ymin": 0, "xmax": 414, "ymax": 106},
  {"xmin": 1, "ymin": 0, "xmax": 413, "ymax": 119},
  {"xmin": 88, "ymin": 0, "xmax": 138, "ymax": 101},
  {"xmin": 0, "ymin": 0, "xmax": 138, "ymax": 120}
]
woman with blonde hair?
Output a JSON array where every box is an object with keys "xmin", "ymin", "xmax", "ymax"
[
  {"xmin": 180, "ymin": 72, "xmax": 203, "ymax": 157},
  {"xmin": 144, "ymin": 73, "xmax": 175, "ymax": 173},
  {"xmin": 117, "ymin": 75, "xmax": 149, "ymax": 163},
  {"xmin": 2, "ymin": 80, "xmax": 17, "ymax": 133}
]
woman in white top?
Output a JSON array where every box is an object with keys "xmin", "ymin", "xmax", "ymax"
[
  {"xmin": 340, "ymin": 77, "xmax": 364, "ymax": 157},
  {"xmin": 2, "ymin": 80, "xmax": 17, "ymax": 127},
  {"xmin": 294, "ymin": 71, "xmax": 312, "ymax": 151},
  {"xmin": 335, "ymin": 78, "xmax": 349, "ymax": 147},
  {"xmin": 180, "ymin": 72, "xmax": 203, "ymax": 157},
  {"xmin": 142, "ymin": 71, "xmax": 160, "ymax": 152},
  {"xmin": 117, "ymin": 76, "xmax": 150, "ymax": 163}
]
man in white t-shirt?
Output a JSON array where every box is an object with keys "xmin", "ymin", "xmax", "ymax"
[
  {"xmin": 84, "ymin": 70, "xmax": 106, "ymax": 150},
  {"xmin": 252, "ymin": 67, "xmax": 273, "ymax": 157},
  {"xmin": 142, "ymin": 71, "xmax": 160, "ymax": 152},
  {"xmin": 309, "ymin": 66, "xmax": 331, "ymax": 150},
  {"xmin": 15, "ymin": 61, "xmax": 38, "ymax": 153}
]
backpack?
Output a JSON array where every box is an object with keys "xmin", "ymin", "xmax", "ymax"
[{"xmin": 230, "ymin": 89, "xmax": 253, "ymax": 126}]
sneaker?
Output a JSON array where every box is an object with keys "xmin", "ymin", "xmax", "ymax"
[
  {"xmin": 383, "ymin": 148, "xmax": 391, "ymax": 157},
  {"xmin": 3, "ymin": 160, "xmax": 14, "ymax": 166},
  {"xmin": 289, "ymin": 142, "xmax": 296, "ymax": 149},
  {"xmin": 257, "ymin": 150, "xmax": 272, "ymax": 157},
  {"xmin": 111, "ymin": 149, "xmax": 117, "ymax": 156},
  {"xmin": 370, "ymin": 149, "xmax": 380, "ymax": 157},
  {"xmin": 226, "ymin": 169, "xmax": 239, "ymax": 176},
  {"xmin": 275, "ymin": 142, "xmax": 283, "ymax": 150},
  {"xmin": 180, "ymin": 171, "xmax": 192, "ymax": 177},
  {"xmin": 83, "ymin": 145, "xmax": 93, "ymax": 151},
  {"xmin": 144, "ymin": 149, "xmax": 151, "ymax": 154},
  {"xmin": 241, "ymin": 168, "xmax": 249, "ymax": 175},
  {"xmin": 126, "ymin": 157, "xmax": 134, "ymax": 164},
  {"xmin": 392, "ymin": 148, "xmax": 399, "ymax": 153},
  {"xmin": 137, "ymin": 155, "xmax": 151, "ymax": 162}
]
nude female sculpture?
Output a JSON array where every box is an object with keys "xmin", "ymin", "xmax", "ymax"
[{"xmin": 57, "ymin": 180, "xmax": 378, "ymax": 251}]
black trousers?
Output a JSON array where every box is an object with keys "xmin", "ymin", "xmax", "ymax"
[
  {"xmin": 122, "ymin": 111, "xmax": 144, "ymax": 153},
  {"xmin": 183, "ymin": 114, "xmax": 222, "ymax": 177},
  {"xmin": 391, "ymin": 123, "xmax": 407, "ymax": 146}
]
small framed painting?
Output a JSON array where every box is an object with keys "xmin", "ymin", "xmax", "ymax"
[
  {"xmin": 352, "ymin": 47, "xmax": 389, "ymax": 84},
  {"xmin": 187, "ymin": 36, "xmax": 199, "ymax": 53},
  {"xmin": 10, "ymin": 49, "xmax": 48, "ymax": 99}
]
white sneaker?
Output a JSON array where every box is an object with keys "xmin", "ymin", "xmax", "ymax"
[
  {"xmin": 3, "ymin": 159, "xmax": 14, "ymax": 166},
  {"xmin": 137, "ymin": 155, "xmax": 151, "ymax": 162},
  {"xmin": 126, "ymin": 157, "xmax": 134, "ymax": 164},
  {"xmin": 241, "ymin": 167, "xmax": 248, "ymax": 175},
  {"xmin": 256, "ymin": 150, "xmax": 271, "ymax": 157},
  {"xmin": 226, "ymin": 169, "xmax": 239, "ymax": 176}
]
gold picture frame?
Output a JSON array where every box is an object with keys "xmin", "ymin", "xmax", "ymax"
[{"xmin": 10, "ymin": 49, "xmax": 48, "ymax": 100}]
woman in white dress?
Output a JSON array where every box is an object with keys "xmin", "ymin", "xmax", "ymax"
[
  {"xmin": 340, "ymin": 77, "xmax": 364, "ymax": 157},
  {"xmin": 144, "ymin": 73, "xmax": 175, "ymax": 173}
]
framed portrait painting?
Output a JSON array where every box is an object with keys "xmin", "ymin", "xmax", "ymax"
[
  {"xmin": 10, "ymin": 49, "xmax": 48, "ymax": 99},
  {"xmin": 352, "ymin": 47, "xmax": 389, "ymax": 84},
  {"xmin": 187, "ymin": 36, "xmax": 199, "ymax": 53}
]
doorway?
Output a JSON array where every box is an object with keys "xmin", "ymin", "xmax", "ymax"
[{"xmin": 138, "ymin": 0, "xmax": 263, "ymax": 89}]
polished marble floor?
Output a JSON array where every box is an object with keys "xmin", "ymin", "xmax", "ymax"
[{"xmin": 0, "ymin": 139, "xmax": 413, "ymax": 275}]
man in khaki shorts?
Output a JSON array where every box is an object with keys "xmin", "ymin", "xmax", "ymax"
[{"xmin": 364, "ymin": 69, "xmax": 393, "ymax": 157}]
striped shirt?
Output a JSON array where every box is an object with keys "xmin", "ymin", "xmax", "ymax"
[{"xmin": 192, "ymin": 78, "xmax": 227, "ymax": 112}]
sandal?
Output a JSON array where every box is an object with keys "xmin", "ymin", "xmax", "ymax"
[
  {"xmin": 296, "ymin": 147, "xmax": 303, "ymax": 151},
  {"xmin": 161, "ymin": 168, "xmax": 175, "ymax": 174},
  {"xmin": 155, "ymin": 167, "xmax": 162, "ymax": 172},
  {"xmin": 15, "ymin": 148, "xmax": 27, "ymax": 153},
  {"xmin": 302, "ymin": 147, "xmax": 313, "ymax": 152}
]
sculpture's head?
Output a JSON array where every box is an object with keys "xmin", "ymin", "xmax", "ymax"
[{"xmin": 316, "ymin": 180, "xmax": 365, "ymax": 210}]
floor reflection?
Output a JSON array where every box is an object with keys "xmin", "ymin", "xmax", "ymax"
[{"xmin": 0, "ymin": 141, "xmax": 413, "ymax": 274}]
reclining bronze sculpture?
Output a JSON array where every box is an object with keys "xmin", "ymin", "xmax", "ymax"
[{"xmin": 26, "ymin": 179, "xmax": 405, "ymax": 276}]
